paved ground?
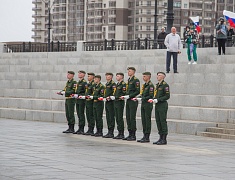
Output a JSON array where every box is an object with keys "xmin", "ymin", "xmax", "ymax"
[{"xmin": 0, "ymin": 119, "xmax": 235, "ymax": 180}]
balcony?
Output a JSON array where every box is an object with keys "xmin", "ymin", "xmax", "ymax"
[
  {"xmin": 32, "ymin": 0, "xmax": 42, "ymax": 4},
  {"xmin": 32, "ymin": 28, "xmax": 46, "ymax": 31},
  {"xmin": 32, "ymin": 21, "xmax": 42, "ymax": 25},
  {"xmin": 31, "ymin": 35, "xmax": 42, "ymax": 39},
  {"xmin": 32, "ymin": 14, "xmax": 46, "ymax": 18},
  {"xmin": 32, "ymin": 7, "xmax": 42, "ymax": 11}
]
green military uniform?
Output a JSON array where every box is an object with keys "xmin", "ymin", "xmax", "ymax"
[
  {"xmin": 124, "ymin": 75, "xmax": 140, "ymax": 140},
  {"xmin": 139, "ymin": 80, "xmax": 154, "ymax": 141},
  {"xmin": 92, "ymin": 81, "xmax": 105, "ymax": 136},
  {"xmin": 103, "ymin": 79, "xmax": 116, "ymax": 138},
  {"xmin": 153, "ymin": 77, "xmax": 170, "ymax": 145},
  {"xmin": 74, "ymin": 78, "xmax": 87, "ymax": 134},
  {"xmin": 113, "ymin": 80, "xmax": 126, "ymax": 139},
  {"xmin": 84, "ymin": 79, "xmax": 95, "ymax": 135}
]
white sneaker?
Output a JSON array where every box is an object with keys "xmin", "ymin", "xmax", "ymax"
[
  {"xmin": 192, "ymin": 61, "xmax": 197, "ymax": 64},
  {"xmin": 188, "ymin": 61, "xmax": 191, "ymax": 64}
]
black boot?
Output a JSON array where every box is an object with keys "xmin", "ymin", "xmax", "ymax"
[
  {"xmin": 153, "ymin": 134, "xmax": 163, "ymax": 145},
  {"xmin": 94, "ymin": 128, "xmax": 103, "ymax": 137},
  {"xmin": 140, "ymin": 133, "xmax": 150, "ymax": 143},
  {"xmin": 156, "ymin": 134, "xmax": 167, "ymax": 145},
  {"xmin": 113, "ymin": 130, "xmax": 125, "ymax": 139},
  {"xmin": 63, "ymin": 125, "xmax": 71, "ymax": 133},
  {"xmin": 137, "ymin": 134, "xmax": 145, "ymax": 142},
  {"xmin": 73, "ymin": 126, "xmax": 84, "ymax": 134},
  {"xmin": 127, "ymin": 130, "xmax": 136, "ymax": 141},
  {"xmin": 63, "ymin": 124, "xmax": 74, "ymax": 133},
  {"xmin": 84, "ymin": 127, "xmax": 94, "ymax": 135},
  {"xmin": 122, "ymin": 130, "xmax": 131, "ymax": 140},
  {"xmin": 103, "ymin": 128, "xmax": 114, "ymax": 138}
]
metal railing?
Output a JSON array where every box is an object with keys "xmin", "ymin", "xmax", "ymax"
[{"xmin": 4, "ymin": 41, "xmax": 77, "ymax": 53}]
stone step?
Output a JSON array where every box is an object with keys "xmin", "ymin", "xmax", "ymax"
[
  {"xmin": 0, "ymin": 107, "xmax": 216, "ymax": 135},
  {"xmin": 200, "ymin": 132, "xmax": 235, "ymax": 140},
  {"xmin": 206, "ymin": 127, "xmax": 235, "ymax": 135},
  {"xmin": 218, "ymin": 123, "xmax": 235, "ymax": 129}
]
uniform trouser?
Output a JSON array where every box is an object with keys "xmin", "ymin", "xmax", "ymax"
[
  {"xmin": 114, "ymin": 100, "xmax": 125, "ymax": 131},
  {"xmin": 187, "ymin": 44, "xmax": 197, "ymax": 61},
  {"xmin": 65, "ymin": 98, "xmax": 75, "ymax": 125},
  {"xmin": 75, "ymin": 99, "xmax": 86, "ymax": 127},
  {"xmin": 93, "ymin": 101, "xmax": 104, "ymax": 129},
  {"xmin": 166, "ymin": 51, "xmax": 178, "ymax": 72},
  {"xmin": 105, "ymin": 101, "xmax": 115, "ymax": 129},
  {"xmin": 86, "ymin": 100, "xmax": 95, "ymax": 128},
  {"xmin": 126, "ymin": 99, "xmax": 138, "ymax": 131},
  {"xmin": 141, "ymin": 102, "xmax": 153, "ymax": 134},
  {"xmin": 155, "ymin": 102, "xmax": 168, "ymax": 135},
  {"xmin": 217, "ymin": 39, "xmax": 226, "ymax": 54}
]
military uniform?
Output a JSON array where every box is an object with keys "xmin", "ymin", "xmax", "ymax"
[
  {"xmin": 103, "ymin": 77, "xmax": 116, "ymax": 138},
  {"xmin": 153, "ymin": 75, "xmax": 170, "ymax": 145},
  {"xmin": 74, "ymin": 78, "xmax": 87, "ymax": 134},
  {"xmin": 92, "ymin": 79, "xmax": 105, "ymax": 137},
  {"xmin": 124, "ymin": 75, "xmax": 140, "ymax": 141},
  {"xmin": 137, "ymin": 76, "xmax": 154, "ymax": 143},
  {"xmin": 84, "ymin": 79, "xmax": 95, "ymax": 135},
  {"xmin": 113, "ymin": 78, "xmax": 126, "ymax": 139},
  {"xmin": 60, "ymin": 71, "xmax": 77, "ymax": 133}
]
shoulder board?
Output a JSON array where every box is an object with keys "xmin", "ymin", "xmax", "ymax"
[
  {"xmin": 122, "ymin": 82, "xmax": 125, "ymax": 85},
  {"xmin": 149, "ymin": 82, "xmax": 153, "ymax": 85},
  {"xmin": 83, "ymin": 80, "xmax": 86, "ymax": 82},
  {"xmin": 163, "ymin": 82, "xmax": 166, "ymax": 84},
  {"xmin": 134, "ymin": 77, "xmax": 137, "ymax": 79},
  {"xmin": 73, "ymin": 80, "xmax": 77, "ymax": 83}
]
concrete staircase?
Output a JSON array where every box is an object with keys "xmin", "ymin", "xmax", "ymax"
[{"xmin": 0, "ymin": 47, "xmax": 235, "ymax": 138}]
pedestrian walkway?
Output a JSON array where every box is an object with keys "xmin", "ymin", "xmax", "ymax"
[{"xmin": 0, "ymin": 118, "xmax": 235, "ymax": 180}]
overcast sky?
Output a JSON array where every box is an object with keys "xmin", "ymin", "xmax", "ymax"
[{"xmin": 0, "ymin": 0, "xmax": 33, "ymax": 42}]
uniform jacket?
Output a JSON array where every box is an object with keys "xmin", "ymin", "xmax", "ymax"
[
  {"xmin": 64, "ymin": 79, "xmax": 77, "ymax": 97},
  {"xmin": 114, "ymin": 81, "xmax": 126, "ymax": 100},
  {"xmin": 85, "ymin": 80, "xmax": 95, "ymax": 96},
  {"xmin": 126, "ymin": 76, "xmax": 140, "ymax": 98},
  {"xmin": 75, "ymin": 78, "xmax": 87, "ymax": 96},
  {"xmin": 92, "ymin": 82, "xmax": 105, "ymax": 101},
  {"xmin": 141, "ymin": 81, "xmax": 155, "ymax": 103},
  {"xmin": 154, "ymin": 80, "xmax": 170, "ymax": 102},
  {"xmin": 104, "ymin": 80, "xmax": 116, "ymax": 98}
]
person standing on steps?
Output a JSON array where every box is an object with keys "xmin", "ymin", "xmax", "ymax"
[
  {"xmin": 84, "ymin": 73, "xmax": 96, "ymax": 135},
  {"xmin": 158, "ymin": 27, "xmax": 167, "ymax": 49},
  {"xmin": 88, "ymin": 75, "xmax": 105, "ymax": 137},
  {"xmin": 71, "ymin": 70, "xmax": 87, "ymax": 135},
  {"xmin": 57, "ymin": 71, "xmax": 77, "ymax": 134},
  {"xmin": 164, "ymin": 27, "xmax": 182, "ymax": 73},
  {"xmin": 113, "ymin": 73, "xmax": 126, "ymax": 139},
  {"xmin": 121, "ymin": 67, "xmax": 140, "ymax": 141},
  {"xmin": 136, "ymin": 72, "xmax": 154, "ymax": 143},
  {"xmin": 102, "ymin": 72, "xmax": 116, "ymax": 138},
  {"xmin": 216, "ymin": 17, "xmax": 227, "ymax": 55},
  {"xmin": 148, "ymin": 72, "xmax": 170, "ymax": 145}
]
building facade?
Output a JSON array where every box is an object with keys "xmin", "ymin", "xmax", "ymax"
[{"xmin": 32, "ymin": 0, "xmax": 235, "ymax": 42}]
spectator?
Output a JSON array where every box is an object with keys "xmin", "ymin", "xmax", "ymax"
[
  {"xmin": 164, "ymin": 27, "xmax": 182, "ymax": 73},
  {"xmin": 158, "ymin": 27, "xmax": 167, "ymax": 49},
  {"xmin": 227, "ymin": 25, "xmax": 234, "ymax": 47},
  {"xmin": 216, "ymin": 17, "xmax": 227, "ymax": 55}
]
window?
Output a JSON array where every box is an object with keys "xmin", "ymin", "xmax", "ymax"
[
  {"xmin": 184, "ymin": 4, "xmax": 187, "ymax": 8},
  {"xmin": 184, "ymin": 11, "xmax": 188, "ymax": 16},
  {"xmin": 109, "ymin": 18, "xmax": 116, "ymax": 23},
  {"xmin": 146, "ymin": 34, "xmax": 151, "ymax": 38},
  {"xmin": 183, "ymin": 19, "xmax": 188, "ymax": 25},
  {"xmin": 109, "ymin": 1, "xmax": 116, "ymax": 7},
  {"xmin": 108, "ymin": 26, "xmax": 115, "ymax": 31},
  {"xmin": 147, "ymin": 1, "xmax": 151, "ymax": 6},
  {"xmin": 108, "ymin": 33, "xmax": 115, "ymax": 39},
  {"xmin": 146, "ymin": 18, "xmax": 151, "ymax": 23},
  {"xmin": 146, "ymin": 26, "xmax": 151, "ymax": 31},
  {"xmin": 146, "ymin": 9, "xmax": 151, "ymax": 15}
]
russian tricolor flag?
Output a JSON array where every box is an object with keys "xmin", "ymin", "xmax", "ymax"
[
  {"xmin": 223, "ymin": 10, "xmax": 235, "ymax": 28},
  {"xmin": 189, "ymin": 16, "xmax": 201, "ymax": 33}
]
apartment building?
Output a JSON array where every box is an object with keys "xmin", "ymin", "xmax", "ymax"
[{"xmin": 32, "ymin": 0, "xmax": 235, "ymax": 42}]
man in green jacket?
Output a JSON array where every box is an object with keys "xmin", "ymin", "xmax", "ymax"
[
  {"xmin": 57, "ymin": 71, "xmax": 77, "ymax": 133},
  {"xmin": 148, "ymin": 72, "xmax": 170, "ymax": 145}
]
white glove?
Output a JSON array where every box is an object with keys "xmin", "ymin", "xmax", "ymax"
[
  {"xmin": 79, "ymin": 96, "xmax": 86, "ymax": 99},
  {"xmin": 73, "ymin": 94, "xmax": 78, "ymax": 98},
  {"xmin": 121, "ymin": 95, "xmax": 130, "ymax": 100},
  {"xmin": 60, "ymin": 91, "xmax": 65, "ymax": 95},
  {"xmin": 110, "ymin": 96, "xmax": 115, "ymax": 100},
  {"xmin": 89, "ymin": 96, "xmax": 93, "ymax": 99},
  {"xmin": 103, "ymin": 98, "xmax": 107, "ymax": 102},
  {"xmin": 136, "ymin": 98, "xmax": 142, "ymax": 102},
  {"xmin": 153, "ymin": 99, "xmax": 158, "ymax": 103}
]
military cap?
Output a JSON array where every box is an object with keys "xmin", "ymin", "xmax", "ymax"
[
  {"xmin": 78, "ymin": 70, "xmax": 86, "ymax": 74},
  {"xmin": 87, "ymin": 72, "xmax": 95, "ymax": 76},
  {"xmin": 157, "ymin": 72, "xmax": 166, "ymax": 76},
  {"xmin": 105, "ymin": 72, "xmax": 113, "ymax": 76},
  {"xmin": 94, "ymin": 75, "xmax": 101, "ymax": 79},
  {"xmin": 142, "ymin": 72, "xmax": 151, "ymax": 76},
  {"xmin": 127, "ymin": 67, "xmax": 136, "ymax": 71},
  {"xmin": 116, "ymin": 72, "xmax": 124, "ymax": 76},
  {"xmin": 68, "ymin": 71, "xmax": 75, "ymax": 75}
]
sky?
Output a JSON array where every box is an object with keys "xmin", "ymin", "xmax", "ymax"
[{"xmin": 0, "ymin": 0, "xmax": 33, "ymax": 42}]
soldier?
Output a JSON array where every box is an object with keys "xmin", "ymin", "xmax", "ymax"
[
  {"xmin": 84, "ymin": 72, "xmax": 95, "ymax": 135},
  {"xmin": 71, "ymin": 70, "xmax": 87, "ymax": 135},
  {"xmin": 102, "ymin": 73, "xmax": 116, "ymax": 138},
  {"xmin": 121, "ymin": 67, "xmax": 140, "ymax": 141},
  {"xmin": 57, "ymin": 71, "xmax": 77, "ymax": 133},
  {"xmin": 88, "ymin": 75, "xmax": 105, "ymax": 137},
  {"xmin": 148, "ymin": 72, "xmax": 170, "ymax": 145},
  {"xmin": 113, "ymin": 73, "xmax": 126, "ymax": 139},
  {"xmin": 136, "ymin": 72, "xmax": 154, "ymax": 143}
]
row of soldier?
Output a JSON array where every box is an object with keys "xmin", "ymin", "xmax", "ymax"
[{"xmin": 57, "ymin": 67, "xmax": 170, "ymax": 145}]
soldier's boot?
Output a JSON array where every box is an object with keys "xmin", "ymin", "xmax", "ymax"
[
  {"xmin": 103, "ymin": 128, "xmax": 114, "ymax": 138},
  {"xmin": 127, "ymin": 130, "xmax": 136, "ymax": 141},
  {"xmin": 89, "ymin": 127, "xmax": 94, "ymax": 136},
  {"xmin": 76, "ymin": 126, "xmax": 84, "ymax": 135},
  {"xmin": 140, "ymin": 133, "xmax": 150, "ymax": 143},
  {"xmin": 153, "ymin": 134, "xmax": 163, "ymax": 145},
  {"xmin": 62, "ymin": 125, "xmax": 71, "ymax": 133},
  {"xmin": 84, "ymin": 127, "xmax": 93, "ymax": 135},
  {"xmin": 156, "ymin": 134, "xmax": 167, "ymax": 145},
  {"xmin": 94, "ymin": 128, "xmax": 103, "ymax": 137},
  {"xmin": 113, "ymin": 130, "xmax": 125, "ymax": 139},
  {"xmin": 70, "ymin": 124, "xmax": 75, "ymax": 133},
  {"xmin": 73, "ymin": 126, "xmax": 80, "ymax": 134},
  {"xmin": 122, "ymin": 130, "xmax": 131, "ymax": 140},
  {"xmin": 137, "ymin": 134, "xmax": 146, "ymax": 142}
]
